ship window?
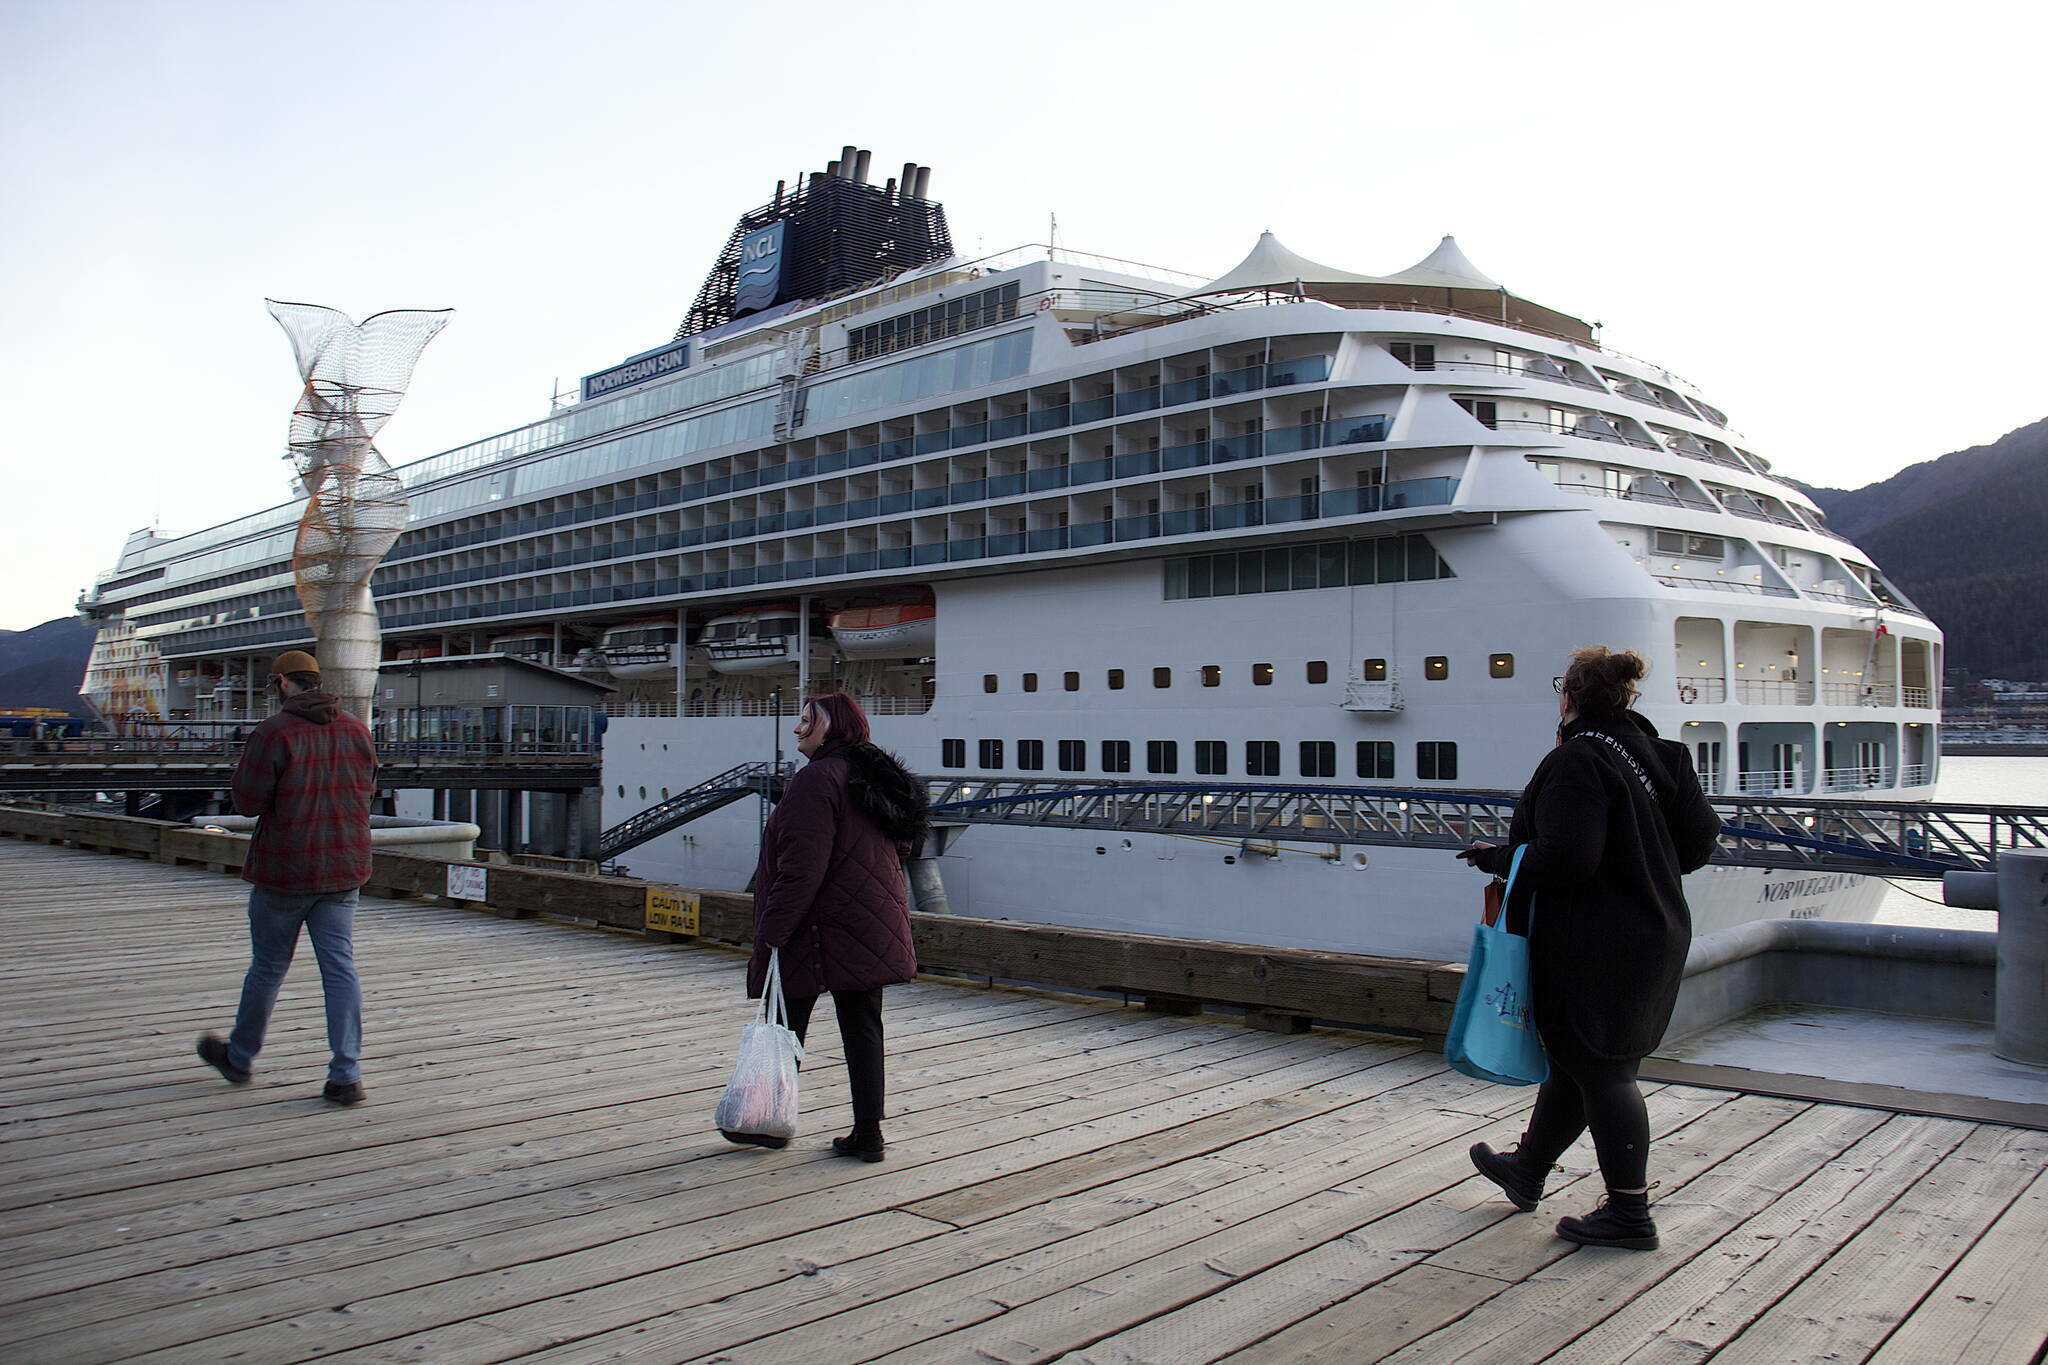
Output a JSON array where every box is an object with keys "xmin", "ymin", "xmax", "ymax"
[
  {"xmin": 1390, "ymin": 341, "xmax": 1436, "ymax": 370},
  {"xmin": 1023, "ymin": 672, "xmax": 1038, "ymax": 692},
  {"xmin": 1058, "ymin": 739, "xmax": 1086, "ymax": 771},
  {"xmin": 1246, "ymin": 741, "xmax": 1281, "ymax": 777},
  {"xmin": 1425, "ymin": 656, "xmax": 1449, "ymax": 681},
  {"xmin": 1018, "ymin": 739, "xmax": 1044, "ymax": 771},
  {"xmin": 1299, "ymin": 741, "xmax": 1336, "ymax": 778},
  {"xmin": 1306, "ymin": 661, "xmax": 1329, "ymax": 684},
  {"xmin": 942, "ymin": 739, "xmax": 966, "ymax": 769},
  {"xmin": 1489, "ymin": 654, "xmax": 1515, "ymax": 679},
  {"xmin": 1146, "ymin": 740, "xmax": 1178, "ymax": 774},
  {"xmin": 1107, "ymin": 668, "xmax": 1125, "ymax": 690},
  {"xmin": 1417, "ymin": 741, "xmax": 1459, "ymax": 781},
  {"xmin": 1101, "ymin": 740, "xmax": 1131, "ymax": 773},
  {"xmin": 1064, "ymin": 671, "xmax": 1080, "ymax": 692},
  {"xmin": 1363, "ymin": 658, "xmax": 1388, "ymax": 681},
  {"xmin": 1201, "ymin": 665, "xmax": 1222, "ymax": 686},
  {"xmin": 1195, "ymin": 740, "xmax": 1228, "ymax": 775},
  {"xmin": 978, "ymin": 739, "xmax": 1004, "ymax": 769},
  {"xmin": 983, "ymin": 674, "xmax": 999, "ymax": 694},
  {"xmin": 1357, "ymin": 741, "xmax": 1395, "ymax": 779},
  {"xmin": 1253, "ymin": 663, "xmax": 1274, "ymax": 686},
  {"xmin": 1153, "ymin": 667, "xmax": 1171, "ymax": 688}
]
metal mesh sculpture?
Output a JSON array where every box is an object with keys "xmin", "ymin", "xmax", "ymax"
[{"xmin": 268, "ymin": 301, "xmax": 451, "ymax": 725}]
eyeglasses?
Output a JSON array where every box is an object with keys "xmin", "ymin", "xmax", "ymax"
[{"xmin": 1552, "ymin": 677, "xmax": 1567, "ymax": 694}]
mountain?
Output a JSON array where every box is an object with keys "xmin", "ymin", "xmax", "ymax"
[
  {"xmin": 1803, "ymin": 417, "xmax": 2048, "ymax": 681},
  {"xmin": 0, "ymin": 616, "xmax": 92, "ymax": 712}
]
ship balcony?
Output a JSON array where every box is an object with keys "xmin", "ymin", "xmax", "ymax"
[
  {"xmin": 1488, "ymin": 417, "xmax": 1659, "ymax": 450},
  {"xmin": 1429, "ymin": 358, "xmax": 1607, "ymax": 392},
  {"xmin": 1651, "ymin": 572, "xmax": 1798, "ymax": 599},
  {"xmin": 1736, "ymin": 771, "xmax": 1807, "ymax": 796},
  {"xmin": 1899, "ymin": 762, "xmax": 1934, "ymax": 785}
]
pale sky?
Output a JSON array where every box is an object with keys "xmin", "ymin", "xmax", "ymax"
[{"xmin": 3, "ymin": 0, "xmax": 2042, "ymax": 630}]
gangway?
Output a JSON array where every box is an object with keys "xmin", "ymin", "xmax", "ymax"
[
  {"xmin": 597, "ymin": 761, "xmax": 791, "ymax": 861},
  {"xmin": 921, "ymin": 779, "xmax": 2048, "ymax": 879}
]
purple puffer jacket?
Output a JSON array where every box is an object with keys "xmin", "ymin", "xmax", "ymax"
[{"xmin": 746, "ymin": 739, "xmax": 917, "ymax": 999}]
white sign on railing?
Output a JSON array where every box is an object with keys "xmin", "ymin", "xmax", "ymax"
[{"xmin": 446, "ymin": 864, "xmax": 488, "ymax": 902}]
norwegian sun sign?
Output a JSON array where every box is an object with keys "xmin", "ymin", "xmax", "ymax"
[{"xmin": 581, "ymin": 339, "xmax": 692, "ymax": 401}]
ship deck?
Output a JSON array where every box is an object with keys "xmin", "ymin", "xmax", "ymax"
[{"xmin": 3, "ymin": 838, "xmax": 2044, "ymax": 1364}]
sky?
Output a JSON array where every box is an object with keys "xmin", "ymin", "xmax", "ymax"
[{"xmin": 2, "ymin": 0, "xmax": 2043, "ymax": 630}]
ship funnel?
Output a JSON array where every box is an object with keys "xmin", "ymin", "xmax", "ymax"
[
  {"xmin": 839, "ymin": 145, "xmax": 858, "ymax": 179},
  {"xmin": 901, "ymin": 162, "xmax": 917, "ymax": 195},
  {"xmin": 911, "ymin": 165, "xmax": 932, "ymax": 199},
  {"xmin": 852, "ymin": 148, "xmax": 872, "ymax": 183}
]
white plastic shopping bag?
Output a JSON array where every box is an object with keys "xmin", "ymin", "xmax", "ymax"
[{"xmin": 714, "ymin": 948, "xmax": 804, "ymax": 1141}]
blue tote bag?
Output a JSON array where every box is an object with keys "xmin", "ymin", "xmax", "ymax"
[{"xmin": 1445, "ymin": 845, "xmax": 1549, "ymax": 1085}]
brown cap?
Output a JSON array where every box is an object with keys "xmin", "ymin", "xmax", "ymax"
[{"xmin": 270, "ymin": 650, "xmax": 320, "ymax": 675}]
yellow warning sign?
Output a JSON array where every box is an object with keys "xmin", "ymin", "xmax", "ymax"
[{"xmin": 645, "ymin": 887, "xmax": 700, "ymax": 935}]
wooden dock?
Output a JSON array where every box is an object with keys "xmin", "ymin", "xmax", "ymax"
[{"xmin": 2, "ymin": 838, "xmax": 2044, "ymax": 1363}]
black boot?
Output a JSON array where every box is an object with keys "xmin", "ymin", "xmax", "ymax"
[
  {"xmin": 831, "ymin": 1121, "xmax": 885, "ymax": 1162},
  {"xmin": 1556, "ymin": 1187, "xmax": 1658, "ymax": 1251},
  {"xmin": 1468, "ymin": 1137, "xmax": 1552, "ymax": 1212}
]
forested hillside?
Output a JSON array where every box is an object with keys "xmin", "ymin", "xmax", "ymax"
[
  {"xmin": 1804, "ymin": 417, "xmax": 2048, "ymax": 681},
  {"xmin": 0, "ymin": 617, "xmax": 93, "ymax": 712}
]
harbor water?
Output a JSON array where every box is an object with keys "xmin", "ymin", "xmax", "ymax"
[{"xmin": 1874, "ymin": 754, "xmax": 2048, "ymax": 929}]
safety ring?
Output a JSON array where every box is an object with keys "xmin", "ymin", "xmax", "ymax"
[{"xmin": 1678, "ymin": 684, "xmax": 1699, "ymax": 704}]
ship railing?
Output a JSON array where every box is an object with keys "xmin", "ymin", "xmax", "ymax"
[
  {"xmin": 1801, "ymin": 587, "xmax": 1881, "ymax": 607},
  {"xmin": 1821, "ymin": 765, "xmax": 1890, "ymax": 793},
  {"xmin": 1736, "ymin": 679, "xmax": 1816, "ymax": 704},
  {"xmin": 1661, "ymin": 440, "xmax": 1751, "ymax": 471},
  {"xmin": 919, "ymin": 777, "xmax": 2048, "ymax": 877},
  {"xmin": 1488, "ymin": 417, "xmax": 1660, "ymax": 450},
  {"xmin": 1820, "ymin": 682, "xmax": 1897, "ymax": 706},
  {"xmin": 1652, "ymin": 574, "xmax": 1799, "ymax": 599},
  {"xmin": 1720, "ymin": 503, "xmax": 1807, "ymax": 529},
  {"xmin": 1737, "ymin": 771, "xmax": 1807, "ymax": 795},
  {"xmin": 603, "ymin": 694, "xmax": 933, "ymax": 720},
  {"xmin": 1899, "ymin": 764, "xmax": 1934, "ymax": 786},
  {"xmin": 1675, "ymin": 676, "xmax": 1728, "ymax": 704},
  {"xmin": 1426, "ymin": 359, "xmax": 1607, "ymax": 392},
  {"xmin": 1554, "ymin": 483, "xmax": 1719, "ymax": 512}
]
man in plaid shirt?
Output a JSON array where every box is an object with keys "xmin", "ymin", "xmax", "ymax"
[{"xmin": 196, "ymin": 650, "xmax": 379, "ymax": 1105}]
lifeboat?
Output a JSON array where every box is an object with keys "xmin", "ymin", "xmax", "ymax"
[
  {"xmin": 830, "ymin": 601, "xmax": 936, "ymax": 657},
  {"xmin": 488, "ymin": 629, "xmax": 556, "ymax": 664},
  {"xmin": 600, "ymin": 617, "xmax": 681, "ymax": 679},
  {"xmin": 701, "ymin": 606, "xmax": 805, "ymax": 675}
]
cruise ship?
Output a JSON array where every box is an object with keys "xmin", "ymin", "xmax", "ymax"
[{"xmin": 80, "ymin": 149, "xmax": 1941, "ymax": 960}]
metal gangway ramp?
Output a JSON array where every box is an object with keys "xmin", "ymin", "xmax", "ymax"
[
  {"xmin": 597, "ymin": 761, "xmax": 791, "ymax": 861},
  {"xmin": 922, "ymin": 779, "xmax": 2048, "ymax": 879}
]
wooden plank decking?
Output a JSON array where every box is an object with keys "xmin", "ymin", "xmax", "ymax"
[{"xmin": 1, "ymin": 837, "xmax": 2043, "ymax": 1364}]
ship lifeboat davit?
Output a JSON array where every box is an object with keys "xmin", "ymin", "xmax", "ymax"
[
  {"xmin": 488, "ymin": 629, "xmax": 556, "ymax": 664},
  {"xmin": 829, "ymin": 602, "xmax": 936, "ymax": 658},
  {"xmin": 702, "ymin": 607, "xmax": 805, "ymax": 675},
  {"xmin": 600, "ymin": 617, "xmax": 681, "ymax": 679}
]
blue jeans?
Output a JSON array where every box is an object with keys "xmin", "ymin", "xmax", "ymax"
[{"xmin": 227, "ymin": 887, "xmax": 362, "ymax": 1085}]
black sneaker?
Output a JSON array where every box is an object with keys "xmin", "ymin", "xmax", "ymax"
[
  {"xmin": 720, "ymin": 1129, "xmax": 790, "ymax": 1150},
  {"xmin": 196, "ymin": 1034, "xmax": 251, "ymax": 1086},
  {"xmin": 1469, "ymin": 1140, "xmax": 1548, "ymax": 1212},
  {"xmin": 1556, "ymin": 1192, "xmax": 1658, "ymax": 1251},
  {"xmin": 322, "ymin": 1081, "xmax": 366, "ymax": 1106},
  {"xmin": 831, "ymin": 1126, "xmax": 886, "ymax": 1162}
]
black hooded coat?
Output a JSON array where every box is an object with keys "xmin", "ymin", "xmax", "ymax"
[
  {"xmin": 1467, "ymin": 710, "xmax": 1721, "ymax": 1065},
  {"xmin": 746, "ymin": 738, "xmax": 919, "ymax": 1000}
]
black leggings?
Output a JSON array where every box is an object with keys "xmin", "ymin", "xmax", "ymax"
[
  {"xmin": 1522, "ymin": 1051, "xmax": 1650, "ymax": 1192},
  {"xmin": 784, "ymin": 988, "xmax": 887, "ymax": 1124}
]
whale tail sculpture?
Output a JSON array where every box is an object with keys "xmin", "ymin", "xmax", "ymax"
[{"xmin": 268, "ymin": 301, "xmax": 451, "ymax": 726}]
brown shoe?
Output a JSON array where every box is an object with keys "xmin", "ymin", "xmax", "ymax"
[
  {"xmin": 831, "ymin": 1125, "xmax": 886, "ymax": 1162},
  {"xmin": 322, "ymin": 1081, "xmax": 366, "ymax": 1106},
  {"xmin": 196, "ymin": 1034, "xmax": 252, "ymax": 1086}
]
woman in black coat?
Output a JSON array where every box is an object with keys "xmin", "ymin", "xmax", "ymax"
[
  {"xmin": 732, "ymin": 691, "xmax": 927, "ymax": 1161},
  {"xmin": 1458, "ymin": 646, "xmax": 1720, "ymax": 1250}
]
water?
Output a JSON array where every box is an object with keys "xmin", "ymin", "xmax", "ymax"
[{"xmin": 1873, "ymin": 755, "xmax": 2048, "ymax": 930}]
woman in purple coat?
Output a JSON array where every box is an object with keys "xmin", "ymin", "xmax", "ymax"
[{"xmin": 739, "ymin": 692, "xmax": 927, "ymax": 1161}]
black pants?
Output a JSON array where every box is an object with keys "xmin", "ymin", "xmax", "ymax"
[
  {"xmin": 1521, "ymin": 1051, "xmax": 1650, "ymax": 1192},
  {"xmin": 784, "ymin": 987, "xmax": 887, "ymax": 1124}
]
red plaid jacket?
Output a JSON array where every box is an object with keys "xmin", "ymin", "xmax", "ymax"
[{"xmin": 232, "ymin": 692, "xmax": 378, "ymax": 893}]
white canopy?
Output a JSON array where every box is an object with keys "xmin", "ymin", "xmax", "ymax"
[
  {"xmin": 1189, "ymin": 231, "xmax": 1593, "ymax": 343},
  {"xmin": 1194, "ymin": 231, "xmax": 1376, "ymax": 296},
  {"xmin": 1374, "ymin": 235, "xmax": 1505, "ymax": 291}
]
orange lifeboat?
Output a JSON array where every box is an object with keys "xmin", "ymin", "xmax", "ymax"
[{"xmin": 829, "ymin": 601, "xmax": 936, "ymax": 657}]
